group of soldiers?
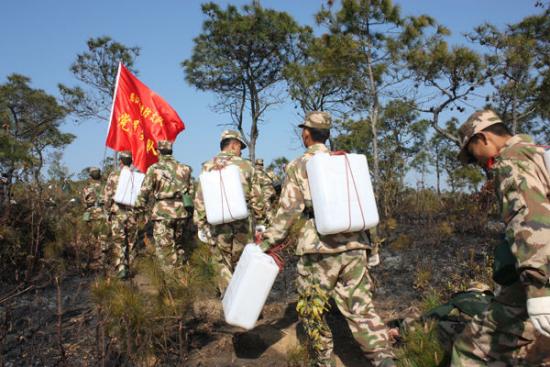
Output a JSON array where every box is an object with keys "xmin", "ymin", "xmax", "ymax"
[
  {"xmin": 81, "ymin": 132, "xmax": 278, "ymax": 279},
  {"xmin": 81, "ymin": 110, "xmax": 549, "ymax": 366}
]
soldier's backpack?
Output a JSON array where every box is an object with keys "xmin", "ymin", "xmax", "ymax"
[
  {"xmin": 424, "ymin": 286, "xmax": 494, "ymax": 351},
  {"xmin": 306, "ymin": 151, "xmax": 379, "ymax": 235}
]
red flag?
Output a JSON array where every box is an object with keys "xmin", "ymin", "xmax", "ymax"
[{"xmin": 106, "ymin": 63, "xmax": 185, "ymax": 172}]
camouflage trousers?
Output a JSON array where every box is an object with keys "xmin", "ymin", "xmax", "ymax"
[
  {"xmin": 83, "ymin": 216, "xmax": 108, "ymax": 270},
  {"xmin": 296, "ymin": 249, "xmax": 396, "ymax": 367},
  {"xmin": 211, "ymin": 219, "xmax": 250, "ymax": 294},
  {"xmin": 451, "ymin": 281, "xmax": 550, "ymax": 366},
  {"xmin": 109, "ymin": 208, "xmax": 138, "ymax": 276},
  {"xmin": 152, "ymin": 218, "xmax": 186, "ymax": 271}
]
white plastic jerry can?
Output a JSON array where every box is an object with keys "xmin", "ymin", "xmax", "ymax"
[
  {"xmin": 544, "ymin": 149, "xmax": 550, "ymax": 174},
  {"xmin": 306, "ymin": 152, "xmax": 379, "ymax": 235},
  {"xmin": 222, "ymin": 244, "xmax": 279, "ymax": 330},
  {"xmin": 114, "ymin": 167, "xmax": 145, "ymax": 207},
  {"xmin": 199, "ymin": 164, "xmax": 249, "ymax": 225}
]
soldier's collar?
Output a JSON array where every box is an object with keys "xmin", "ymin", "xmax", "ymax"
[
  {"xmin": 218, "ymin": 151, "xmax": 236, "ymax": 157},
  {"xmin": 498, "ymin": 134, "xmax": 533, "ymax": 155},
  {"xmin": 307, "ymin": 143, "xmax": 329, "ymax": 153}
]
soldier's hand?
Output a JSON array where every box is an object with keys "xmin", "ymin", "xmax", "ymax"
[
  {"xmin": 367, "ymin": 253, "xmax": 380, "ymax": 268},
  {"xmin": 527, "ymin": 296, "xmax": 550, "ymax": 337},
  {"xmin": 198, "ymin": 226, "xmax": 214, "ymax": 245},
  {"xmin": 254, "ymin": 225, "xmax": 266, "ymax": 244}
]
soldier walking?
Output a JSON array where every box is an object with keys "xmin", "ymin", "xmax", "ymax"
[
  {"xmin": 258, "ymin": 112, "xmax": 397, "ymax": 367},
  {"xmin": 82, "ymin": 167, "xmax": 108, "ymax": 271},
  {"xmin": 253, "ymin": 158, "xmax": 276, "ymax": 227},
  {"xmin": 103, "ymin": 151, "xmax": 139, "ymax": 278},
  {"xmin": 135, "ymin": 140, "xmax": 193, "ymax": 272},
  {"xmin": 451, "ymin": 109, "xmax": 550, "ymax": 366},
  {"xmin": 193, "ymin": 130, "xmax": 262, "ymax": 294}
]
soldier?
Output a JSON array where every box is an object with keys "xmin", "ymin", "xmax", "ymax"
[
  {"xmin": 194, "ymin": 130, "xmax": 261, "ymax": 294},
  {"xmin": 135, "ymin": 140, "xmax": 193, "ymax": 272},
  {"xmin": 82, "ymin": 167, "xmax": 108, "ymax": 270},
  {"xmin": 103, "ymin": 151, "xmax": 139, "ymax": 278},
  {"xmin": 253, "ymin": 158, "xmax": 276, "ymax": 227},
  {"xmin": 258, "ymin": 112, "xmax": 397, "ymax": 367},
  {"xmin": 451, "ymin": 109, "xmax": 550, "ymax": 366}
]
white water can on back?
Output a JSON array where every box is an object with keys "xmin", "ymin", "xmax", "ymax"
[
  {"xmin": 199, "ymin": 164, "xmax": 248, "ymax": 225},
  {"xmin": 306, "ymin": 152, "xmax": 379, "ymax": 235},
  {"xmin": 114, "ymin": 167, "xmax": 145, "ymax": 207},
  {"xmin": 222, "ymin": 244, "xmax": 279, "ymax": 330}
]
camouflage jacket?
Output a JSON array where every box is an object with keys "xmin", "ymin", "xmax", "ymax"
[
  {"xmin": 493, "ymin": 134, "xmax": 550, "ymax": 299},
  {"xmin": 253, "ymin": 167, "xmax": 276, "ymax": 222},
  {"xmin": 261, "ymin": 143, "xmax": 371, "ymax": 256},
  {"xmin": 103, "ymin": 167, "xmax": 136, "ymax": 215},
  {"xmin": 135, "ymin": 155, "xmax": 192, "ymax": 221},
  {"xmin": 193, "ymin": 151, "xmax": 261, "ymax": 230},
  {"xmin": 82, "ymin": 179, "xmax": 104, "ymax": 220}
]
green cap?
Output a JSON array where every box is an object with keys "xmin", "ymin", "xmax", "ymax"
[
  {"xmin": 220, "ymin": 130, "xmax": 247, "ymax": 149},
  {"xmin": 458, "ymin": 109, "xmax": 503, "ymax": 164},
  {"xmin": 119, "ymin": 151, "xmax": 132, "ymax": 159},
  {"xmin": 299, "ymin": 111, "xmax": 332, "ymax": 130},
  {"xmin": 157, "ymin": 140, "xmax": 173, "ymax": 151}
]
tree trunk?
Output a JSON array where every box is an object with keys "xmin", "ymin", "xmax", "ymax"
[
  {"xmin": 511, "ymin": 88, "xmax": 518, "ymax": 134},
  {"xmin": 435, "ymin": 148, "xmax": 441, "ymax": 197},
  {"xmin": 370, "ymin": 116, "xmax": 380, "ymax": 193}
]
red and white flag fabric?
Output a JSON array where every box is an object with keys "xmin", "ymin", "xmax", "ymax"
[{"xmin": 105, "ymin": 63, "xmax": 185, "ymax": 172}]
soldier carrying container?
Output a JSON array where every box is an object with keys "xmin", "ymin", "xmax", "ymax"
[
  {"xmin": 257, "ymin": 112, "xmax": 397, "ymax": 367},
  {"xmin": 194, "ymin": 130, "xmax": 262, "ymax": 294},
  {"xmin": 103, "ymin": 151, "xmax": 139, "ymax": 279}
]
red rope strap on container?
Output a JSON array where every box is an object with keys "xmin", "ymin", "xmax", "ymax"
[
  {"xmin": 266, "ymin": 238, "xmax": 291, "ymax": 271},
  {"xmin": 213, "ymin": 158, "xmax": 235, "ymax": 223},
  {"xmin": 330, "ymin": 151, "xmax": 367, "ymax": 232}
]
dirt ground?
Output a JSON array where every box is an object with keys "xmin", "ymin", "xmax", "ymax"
[{"xmin": 0, "ymin": 219, "xmax": 497, "ymax": 366}]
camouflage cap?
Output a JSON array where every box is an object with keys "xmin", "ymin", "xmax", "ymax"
[
  {"xmin": 458, "ymin": 109, "xmax": 503, "ymax": 164},
  {"xmin": 88, "ymin": 167, "xmax": 100, "ymax": 174},
  {"xmin": 466, "ymin": 281, "xmax": 492, "ymax": 294},
  {"xmin": 299, "ymin": 111, "xmax": 332, "ymax": 130},
  {"xmin": 255, "ymin": 158, "xmax": 264, "ymax": 166},
  {"xmin": 119, "ymin": 151, "xmax": 132, "ymax": 159},
  {"xmin": 157, "ymin": 140, "xmax": 173, "ymax": 151},
  {"xmin": 220, "ymin": 130, "xmax": 247, "ymax": 149}
]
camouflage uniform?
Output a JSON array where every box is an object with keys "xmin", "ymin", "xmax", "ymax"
[
  {"xmin": 81, "ymin": 167, "xmax": 108, "ymax": 269},
  {"xmin": 253, "ymin": 159, "xmax": 276, "ymax": 226},
  {"xmin": 260, "ymin": 112, "xmax": 396, "ymax": 367},
  {"xmin": 452, "ymin": 110, "xmax": 550, "ymax": 366},
  {"xmin": 193, "ymin": 130, "xmax": 262, "ymax": 293},
  {"xmin": 103, "ymin": 152, "xmax": 139, "ymax": 277},
  {"xmin": 135, "ymin": 141, "xmax": 193, "ymax": 271}
]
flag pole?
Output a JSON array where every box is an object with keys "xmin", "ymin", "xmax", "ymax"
[{"xmin": 106, "ymin": 62, "xmax": 123, "ymax": 172}]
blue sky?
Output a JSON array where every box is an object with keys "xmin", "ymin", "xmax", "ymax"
[{"xmin": 0, "ymin": 0, "xmax": 540, "ymax": 182}]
